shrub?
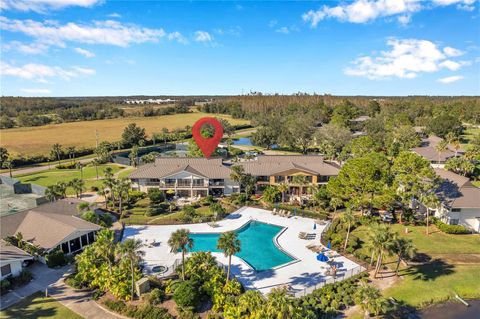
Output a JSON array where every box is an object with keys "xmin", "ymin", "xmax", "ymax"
[
  {"xmin": 129, "ymin": 190, "xmax": 147, "ymax": 204},
  {"xmin": 148, "ymin": 189, "xmax": 165, "ymax": 204},
  {"xmin": 142, "ymin": 288, "xmax": 165, "ymax": 305},
  {"xmin": 173, "ymin": 280, "xmax": 200, "ymax": 310},
  {"xmin": 0, "ymin": 279, "xmax": 11, "ymax": 295},
  {"xmin": 92, "ymin": 290, "xmax": 104, "ymax": 300},
  {"xmin": 45, "ymin": 248, "xmax": 67, "ymax": 268},
  {"xmin": 56, "ymin": 162, "xmax": 77, "ymax": 169},
  {"xmin": 14, "ymin": 270, "xmax": 32, "ymax": 285},
  {"xmin": 90, "ymin": 186, "xmax": 99, "ymax": 192},
  {"xmin": 104, "ymin": 299, "xmax": 127, "ymax": 313},
  {"xmin": 65, "ymin": 275, "xmax": 85, "ymax": 289},
  {"xmin": 202, "ymin": 195, "xmax": 215, "ymax": 206},
  {"xmin": 432, "ymin": 218, "xmax": 471, "ymax": 234}
]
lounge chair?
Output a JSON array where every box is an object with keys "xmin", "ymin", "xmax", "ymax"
[
  {"xmin": 305, "ymin": 233, "xmax": 316, "ymax": 240},
  {"xmin": 285, "ymin": 211, "xmax": 292, "ymax": 218},
  {"xmin": 272, "ymin": 208, "xmax": 278, "ymax": 215},
  {"xmin": 298, "ymin": 232, "xmax": 307, "ymax": 239},
  {"xmin": 208, "ymin": 222, "xmax": 219, "ymax": 228},
  {"xmin": 306, "ymin": 244, "xmax": 316, "ymax": 249},
  {"xmin": 280, "ymin": 209, "xmax": 287, "ymax": 217}
]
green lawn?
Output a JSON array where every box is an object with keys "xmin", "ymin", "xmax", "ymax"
[
  {"xmin": 0, "ymin": 291, "xmax": 83, "ymax": 319},
  {"xmin": 461, "ymin": 126, "xmax": 480, "ymax": 150},
  {"xmin": 16, "ymin": 164, "xmax": 123, "ymax": 195},
  {"xmin": 384, "ymin": 265, "xmax": 480, "ymax": 307},
  {"xmin": 117, "ymin": 167, "xmax": 136, "ymax": 179}
]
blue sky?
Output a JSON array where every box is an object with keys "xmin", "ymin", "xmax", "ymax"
[{"xmin": 1, "ymin": 0, "xmax": 479, "ymax": 96}]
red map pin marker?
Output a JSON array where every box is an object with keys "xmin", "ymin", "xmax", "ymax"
[{"xmin": 192, "ymin": 117, "xmax": 224, "ymax": 158}]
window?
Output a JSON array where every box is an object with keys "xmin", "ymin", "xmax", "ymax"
[
  {"xmin": 61, "ymin": 242, "xmax": 69, "ymax": 254},
  {"xmin": 449, "ymin": 219, "xmax": 459, "ymax": 225},
  {"xmin": 451, "ymin": 208, "xmax": 461, "ymax": 212},
  {"xmin": 1, "ymin": 264, "xmax": 11, "ymax": 277},
  {"xmin": 87, "ymin": 232, "xmax": 95, "ymax": 244},
  {"xmin": 274, "ymin": 176, "xmax": 284, "ymax": 183},
  {"xmin": 256, "ymin": 176, "xmax": 268, "ymax": 182},
  {"xmin": 81, "ymin": 234, "xmax": 88, "ymax": 247}
]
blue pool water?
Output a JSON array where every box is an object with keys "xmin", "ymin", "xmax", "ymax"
[
  {"xmin": 187, "ymin": 221, "xmax": 294, "ymax": 271},
  {"xmin": 233, "ymin": 137, "xmax": 253, "ymax": 146}
]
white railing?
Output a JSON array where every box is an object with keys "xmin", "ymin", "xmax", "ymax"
[{"xmin": 292, "ymin": 264, "xmax": 366, "ymax": 297}]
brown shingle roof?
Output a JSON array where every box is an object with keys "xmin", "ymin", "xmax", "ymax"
[
  {"xmin": 0, "ymin": 240, "xmax": 31, "ymax": 261},
  {"xmin": 240, "ymin": 155, "xmax": 340, "ymax": 176},
  {"xmin": 412, "ymin": 135, "xmax": 464, "ymax": 162},
  {"xmin": 0, "ymin": 199, "xmax": 101, "ymax": 250},
  {"xmin": 129, "ymin": 157, "xmax": 232, "ymax": 179},
  {"xmin": 434, "ymin": 169, "xmax": 480, "ymax": 209}
]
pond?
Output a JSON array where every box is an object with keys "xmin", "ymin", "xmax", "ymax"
[
  {"xmin": 420, "ymin": 299, "xmax": 480, "ymax": 319},
  {"xmin": 233, "ymin": 137, "xmax": 253, "ymax": 146}
]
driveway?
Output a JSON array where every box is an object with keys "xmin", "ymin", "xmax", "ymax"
[
  {"xmin": 1, "ymin": 262, "xmax": 121, "ymax": 318},
  {"xmin": 0, "ymin": 263, "xmax": 68, "ymax": 310}
]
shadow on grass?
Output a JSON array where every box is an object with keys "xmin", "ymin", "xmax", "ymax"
[
  {"xmin": 399, "ymin": 259, "xmax": 454, "ymax": 281},
  {"xmin": 1, "ymin": 292, "xmax": 57, "ymax": 319}
]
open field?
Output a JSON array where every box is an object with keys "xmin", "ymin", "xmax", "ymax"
[
  {"xmin": 0, "ymin": 112, "xmax": 249, "ymax": 155},
  {"xmin": 0, "ymin": 291, "xmax": 83, "ymax": 319},
  {"xmin": 461, "ymin": 126, "xmax": 480, "ymax": 150},
  {"xmin": 16, "ymin": 163, "xmax": 123, "ymax": 195}
]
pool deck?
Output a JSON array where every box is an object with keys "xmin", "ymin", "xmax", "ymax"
[{"xmin": 123, "ymin": 206, "xmax": 361, "ymax": 296}]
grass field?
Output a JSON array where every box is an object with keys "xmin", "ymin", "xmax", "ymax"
[
  {"xmin": 16, "ymin": 163, "xmax": 123, "ymax": 195},
  {"xmin": 461, "ymin": 126, "xmax": 480, "ymax": 150},
  {"xmin": 384, "ymin": 265, "xmax": 480, "ymax": 307},
  {"xmin": 0, "ymin": 112, "xmax": 249, "ymax": 155},
  {"xmin": 0, "ymin": 291, "xmax": 83, "ymax": 319}
]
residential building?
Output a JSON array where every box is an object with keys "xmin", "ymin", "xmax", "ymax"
[
  {"xmin": 129, "ymin": 155, "xmax": 340, "ymax": 198},
  {"xmin": 0, "ymin": 240, "xmax": 32, "ymax": 280},
  {"xmin": 240, "ymin": 155, "xmax": 340, "ymax": 195},
  {"xmin": 0, "ymin": 198, "xmax": 102, "ymax": 259},
  {"xmin": 412, "ymin": 135, "xmax": 463, "ymax": 167},
  {"xmin": 129, "ymin": 158, "xmax": 240, "ymax": 197},
  {"xmin": 415, "ymin": 169, "xmax": 480, "ymax": 233}
]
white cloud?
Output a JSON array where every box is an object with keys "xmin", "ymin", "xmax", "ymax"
[
  {"xmin": 443, "ymin": 46, "xmax": 464, "ymax": 57},
  {"xmin": 1, "ymin": 62, "xmax": 95, "ymax": 82},
  {"xmin": 168, "ymin": 31, "xmax": 188, "ymax": 44},
  {"xmin": 344, "ymin": 38, "xmax": 467, "ymax": 79},
  {"xmin": 74, "ymin": 47, "xmax": 95, "ymax": 58},
  {"xmin": 0, "ymin": 17, "xmax": 167, "ymax": 48},
  {"xmin": 20, "ymin": 88, "xmax": 51, "ymax": 94},
  {"xmin": 302, "ymin": 0, "xmax": 477, "ymax": 27},
  {"xmin": 2, "ymin": 41, "xmax": 48, "ymax": 54},
  {"xmin": 194, "ymin": 31, "xmax": 213, "ymax": 42},
  {"xmin": 437, "ymin": 75, "xmax": 464, "ymax": 83},
  {"xmin": 268, "ymin": 20, "xmax": 278, "ymax": 28},
  {"xmin": 0, "ymin": 0, "xmax": 101, "ymax": 13},
  {"xmin": 275, "ymin": 27, "xmax": 290, "ymax": 34},
  {"xmin": 107, "ymin": 13, "xmax": 122, "ymax": 18},
  {"xmin": 397, "ymin": 14, "xmax": 411, "ymax": 26}
]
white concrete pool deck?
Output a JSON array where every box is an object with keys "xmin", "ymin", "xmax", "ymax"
[{"xmin": 123, "ymin": 206, "xmax": 361, "ymax": 296}]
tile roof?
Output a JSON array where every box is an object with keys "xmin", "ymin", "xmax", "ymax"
[
  {"xmin": 412, "ymin": 135, "xmax": 464, "ymax": 162},
  {"xmin": 434, "ymin": 168, "xmax": 480, "ymax": 209},
  {"xmin": 240, "ymin": 155, "xmax": 340, "ymax": 176},
  {"xmin": 129, "ymin": 157, "xmax": 232, "ymax": 179},
  {"xmin": 0, "ymin": 199, "xmax": 101, "ymax": 250},
  {"xmin": 0, "ymin": 240, "xmax": 31, "ymax": 261}
]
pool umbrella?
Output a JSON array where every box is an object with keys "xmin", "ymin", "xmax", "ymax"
[
  {"xmin": 327, "ymin": 241, "xmax": 331, "ymax": 249},
  {"xmin": 294, "ymin": 208, "xmax": 297, "ymax": 217},
  {"xmin": 316, "ymin": 253, "xmax": 329, "ymax": 262},
  {"xmin": 313, "ymin": 222, "xmax": 316, "ymax": 230}
]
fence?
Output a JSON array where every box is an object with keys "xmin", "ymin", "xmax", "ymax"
[{"xmin": 293, "ymin": 264, "xmax": 366, "ymax": 297}]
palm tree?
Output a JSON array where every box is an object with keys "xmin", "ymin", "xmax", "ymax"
[
  {"xmin": 421, "ymin": 192, "xmax": 439, "ymax": 236},
  {"xmin": 369, "ymin": 224, "xmax": 395, "ymax": 278},
  {"xmin": 342, "ymin": 208, "xmax": 356, "ymax": 251},
  {"xmin": 330, "ymin": 197, "xmax": 342, "ymax": 214},
  {"xmin": 114, "ymin": 178, "xmax": 131, "ymax": 218},
  {"xmin": 94, "ymin": 229, "xmax": 116, "ymax": 274},
  {"xmin": 51, "ymin": 143, "xmax": 63, "ymax": 166},
  {"xmin": 354, "ymin": 284, "xmax": 388, "ymax": 318},
  {"xmin": 45, "ymin": 185, "xmax": 59, "ymax": 202},
  {"xmin": 168, "ymin": 229, "xmax": 193, "ymax": 280},
  {"xmin": 392, "ymin": 236, "xmax": 415, "ymax": 276},
  {"xmin": 66, "ymin": 146, "xmax": 76, "ymax": 164},
  {"xmin": 92, "ymin": 159, "xmax": 100, "ymax": 179},
  {"xmin": 117, "ymin": 239, "xmax": 145, "ymax": 300},
  {"xmin": 75, "ymin": 162, "xmax": 84, "ymax": 180},
  {"xmin": 435, "ymin": 140, "xmax": 448, "ymax": 164},
  {"xmin": 277, "ymin": 182, "xmax": 289, "ymax": 203},
  {"xmin": 161, "ymin": 127, "xmax": 169, "ymax": 145},
  {"xmin": 292, "ymin": 175, "xmax": 308, "ymax": 195},
  {"xmin": 217, "ymin": 231, "xmax": 241, "ymax": 283},
  {"xmin": 103, "ymin": 166, "xmax": 115, "ymax": 203},
  {"xmin": 69, "ymin": 178, "xmax": 85, "ymax": 198},
  {"xmin": 230, "ymin": 165, "xmax": 245, "ymax": 184}
]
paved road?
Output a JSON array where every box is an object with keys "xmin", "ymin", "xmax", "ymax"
[
  {"xmin": 1, "ymin": 263, "xmax": 121, "ymax": 319},
  {"xmin": 0, "ymin": 158, "xmax": 95, "ymax": 177}
]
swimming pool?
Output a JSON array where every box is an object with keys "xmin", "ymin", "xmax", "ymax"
[{"xmin": 187, "ymin": 221, "xmax": 295, "ymax": 271}]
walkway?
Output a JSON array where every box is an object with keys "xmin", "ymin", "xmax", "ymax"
[
  {"xmin": 0, "ymin": 158, "xmax": 94, "ymax": 177},
  {"xmin": 0, "ymin": 263, "xmax": 121, "ymax": 318},
  {"xmin": 124, "ymin": 206, "xmax": 361, "ymax": 296}
]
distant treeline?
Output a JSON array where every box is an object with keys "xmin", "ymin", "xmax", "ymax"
[
  {"xmin": 200, "ymin": 95, "xmax": 480, "ymax": 124},
  {"xmin": 0, "ymin": 96, "xmax": 198, "ymax": 129}
]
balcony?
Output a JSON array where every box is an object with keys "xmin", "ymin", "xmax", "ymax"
[{"xmin": 209, "ymin": 180, "xmax": 225, "ymax": 187}]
